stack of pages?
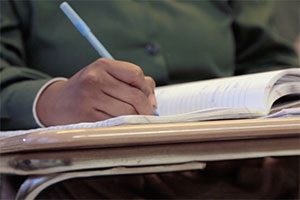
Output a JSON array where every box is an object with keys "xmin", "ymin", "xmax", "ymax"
[{"xmin": 1, "ymin": 68, "xmax": 299, "ymax": 138}]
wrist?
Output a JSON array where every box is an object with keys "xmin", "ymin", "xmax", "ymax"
[{"xmin": 33, "ymin": 78, "xmax": 68, "ymax": 127}]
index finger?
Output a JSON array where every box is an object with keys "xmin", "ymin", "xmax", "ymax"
[{"xmin": 96, "ymin": 59, "xmax": 151, "ymax": 96}]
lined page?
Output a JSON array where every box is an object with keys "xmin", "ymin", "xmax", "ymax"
[
  {"xmin": 155, "ymin": 69, "xmax": 299, "ymax": 116},
  {"xmin": 2, "ymin": 69, "xmax": 298, "ymax": 139},
  {"xmin": 0, "ymin": 108, "xmax": 249, "ymax": 139}
]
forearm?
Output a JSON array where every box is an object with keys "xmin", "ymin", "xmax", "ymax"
[
  {"xmin": 0, "ymin": 59, "xmax": 68, "ymax": 130},
  {"xmin": 1, "ymin": 78, "xmax": 51, "ymax": 130}
]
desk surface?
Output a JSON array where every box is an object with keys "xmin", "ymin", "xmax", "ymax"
[
  {"xmin": 1, "ymin": 118, "xmax": 299, "ymax": 175},
  {"xmin": 1, "ymin": 117, "xmax": 299, "ymax": 154}
]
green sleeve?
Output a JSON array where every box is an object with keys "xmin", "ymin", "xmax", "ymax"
[
  {"xmin": 0, "ymin": 1, "xmax": 51, "ymax": 130},
  {"xmin": 230, "ymin": 1, "xmax": 299, "ymax": 75}
]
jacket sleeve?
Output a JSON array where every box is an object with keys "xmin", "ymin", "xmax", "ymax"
[
  {"xmin": 230, "ymin": 0, "xmax": 299, "ymax": 75},
  {"xmin": 0, "ymin": 1, "xmax": 52, "ymax": 130}
]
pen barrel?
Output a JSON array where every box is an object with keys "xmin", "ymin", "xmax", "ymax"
[
  {"xmin": 60, "ymin": 3, "xmax": 91, "ymax": 35},
  {"xmin": 60, "ymin": 2, "xmax": 114, "ymax": 59},
  {"xmin": 86, "ymin": 32, "xmax": 114, "ymax": 59}
]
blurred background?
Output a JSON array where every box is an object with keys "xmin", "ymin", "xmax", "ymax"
[{"xmin": 272, "ymin": 0, "xmax": 300, "ymax": 58}]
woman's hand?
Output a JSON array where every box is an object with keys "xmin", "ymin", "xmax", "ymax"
[{"xmin": 36, "ymin": 58, "xmax": 157, "ymax": 126}]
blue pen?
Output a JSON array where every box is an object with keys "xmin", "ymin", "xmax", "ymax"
[
  {"xmin": 60, "ymin": 2, "xmax": 159, "ymax": 116},
  {"xmin": 60, "ymin": 2, "xmax": 113, "ymax": 59}
]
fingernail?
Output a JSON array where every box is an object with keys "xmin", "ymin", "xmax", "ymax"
[{"xmin": 149, "ymin": 93, "xmax": 158, "ymax": 109}]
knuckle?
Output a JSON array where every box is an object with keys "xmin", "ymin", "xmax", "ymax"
[
  {"xmin": 129, "ymin": 66, "xmax": 144, "ymax": 82},
  {"xmin": 133, "ymin": 66, "xmax": 144, "ymax": 78},
  {"xmin": 77, "ymin": 73, "xmax": 104, "ymax": 99},
  {"xmin": 95, "ymin": 58, "xmax": 111, "ymax": 67},
  {"xmin": 80, "ymin": 72, "xmax": 98, "ymax": 87},
  {"xmin": 146, "ymin": 76, "xmax": 156, "ymax": 88}
]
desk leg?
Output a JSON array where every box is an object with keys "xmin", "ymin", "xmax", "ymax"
[{"xmin": 16, "ymin": 162, "xmax": 205, "ymax": 200}]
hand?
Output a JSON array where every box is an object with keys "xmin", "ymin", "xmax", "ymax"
[{"xmin": 36, "ymin": 58, "xmax": 157, "ymax": 126}]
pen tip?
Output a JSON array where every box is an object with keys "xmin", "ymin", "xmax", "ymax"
[{"xmin": 153, "ymin": 110, "xmax": 159, "ymax": 116}]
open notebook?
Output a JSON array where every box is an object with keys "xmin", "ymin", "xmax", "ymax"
[{"xmin": 1, "ymin": 68, "xmax": 299, "ymax": 138}]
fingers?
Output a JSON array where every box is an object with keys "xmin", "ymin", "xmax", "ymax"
[
  {"xmin": 96, "ymin": 58, "xmax": 152, "ymax": 96},
  {"xmin": 92, "ymin": 91, "xmax": 138, "ymax": 117},
  {"xmin": 145, "ymin": 76, "xmax": 157, "ymax": 108},
  {"xmin": 38, "ymin": 58, "xmax": 158, "ymax": 126},
  {"xmin": 90, "ymin": 58, "xmax": 157, "ymax": 115},
  {"xmin": 77, "ymin": 109, "xmax": 113, "ymax": 124},
  {"xmin": 100, "ymin": 72, "xmax": 155, "ymax": 115}
]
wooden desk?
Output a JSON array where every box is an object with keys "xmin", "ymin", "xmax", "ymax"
[{"xmin": 1, "ymin": 118, "xmax": 299, "ymax": 199}]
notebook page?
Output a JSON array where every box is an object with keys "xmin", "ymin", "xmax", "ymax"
[
  {"xmin": 268, "ymin": 83, "xmax": 300, "ymax": 107},
  {"xmin": 2, "ymin": 69, "xmax": 298, "ymax": 139},
  {"xmin": 0, "ymin": 107, "xmax": 249, "ymax": 139},
  {"xmin": 265, "ymin": 107, "xmax": 300, "ymax": 118},
  {"xmin": 155, "ymin": 69, "xmax": 298, "ymax": 116}
]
